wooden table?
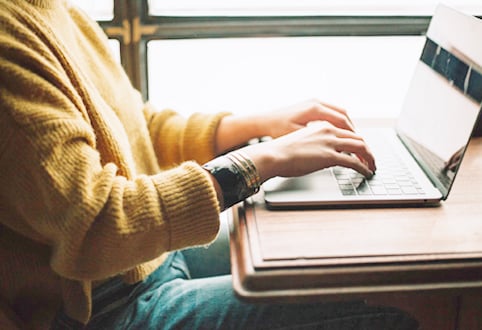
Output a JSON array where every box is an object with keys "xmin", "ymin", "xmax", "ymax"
[{"xmin": 229, "ymin": 137, "xmax": 482, "ymax": 330}]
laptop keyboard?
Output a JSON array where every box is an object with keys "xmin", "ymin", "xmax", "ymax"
[{"xmin": 332, "ymin": 155, "xmax": 426, "ymax": 196}]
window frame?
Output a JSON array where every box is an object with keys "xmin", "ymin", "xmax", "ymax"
[{"xmin": 100, "ymin": 0, "xmax": 480, "ymax": 101}]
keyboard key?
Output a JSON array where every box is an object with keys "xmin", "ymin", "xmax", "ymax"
[
  {"xmin": 338, "ymin": 184, "xmax": 354, "ymax": 190},
  {"xmin": 370, "ymin": 186, "xmax": 388, "ymax": 195},
  {"xmin": 384, "ymin": 183, "xmax": 400, "ymax": 190},
  {"xmin": 387, "ymin": 188, "xmax": 403, "ymax": 195},
  {"xmin": 356, "ymin": 182, "xmax": 372, "ymax": 195},
  {"xmin": 341, "ymin": 189, "xmax": 357, "ymax": 196},
  {"xmin": 401, "ymin": 186, "xmax": 419, "ymax": 194}
]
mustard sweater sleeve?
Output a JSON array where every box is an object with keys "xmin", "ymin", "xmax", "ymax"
[
  {"xmin": 144, "ymin": 104, "xmax": 231, "ymax": 168},
  {"xmin": 0, "ymin": 1, "xmax": 221, "ymax": 281}
]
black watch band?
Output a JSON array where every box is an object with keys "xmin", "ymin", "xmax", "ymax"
[{"xmin": 203, "ymin": 152, "xmax": 260, "ymax": 209}]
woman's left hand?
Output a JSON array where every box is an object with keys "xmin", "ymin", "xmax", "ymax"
[
  {"xmin": 215, "ymin": 99, "xmax": 357, "ymax": 155},
  {"xmin": 259, "ymin": 99, "xmax": 355, "ymax": 138}
]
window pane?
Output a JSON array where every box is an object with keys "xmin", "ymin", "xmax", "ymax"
[
  {"xmin": 107, "ymin": 39, "xmax": 121, "ymax": 63},
  {"xmin": 148, "ymin": 0, "xmax": 482, "ymax": 16},
  {"xmin": 70, "ymin": 0, "xmax": 114, "ymax": 21},
  {"xmin": 147, "ymin": 36, "xmax": 424, "ymax": 119}
]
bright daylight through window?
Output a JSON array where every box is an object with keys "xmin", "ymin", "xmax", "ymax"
[
  {"xmin": 148, "ymin": 0, "xmax": 482, "ymax": 16},
  {"xmin": 70, "ymin": 0, "xmax": 113, "ymax": 21},
  {"xmin": 146, "ymin": 1, "xmax": 482, "ymax": 118},
  {"xmin": 73, "ymin": 0, "xmax": 482, "ymax": 119},
  {"xmin": 148, "ymin": 36, "xmax": 423, "ymax": 119}
]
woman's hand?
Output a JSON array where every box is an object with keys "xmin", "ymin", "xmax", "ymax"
[
  {"xmin": 241, "ymin": 120, "xmax": 376, "ymax": 183},
  {"xmin": 209, "ymin": 99, "xmax": 376, "ymax": 209},
  {"xmin": 256, "ymin": 99, "xmax": 356, "ymax": 138},
  {"xmin": 215, "ymin": 99, "xmax": 355, "ymax": 154}
]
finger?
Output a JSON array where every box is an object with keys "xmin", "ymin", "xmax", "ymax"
[
  {"xmin": 302, "ymin": 100, "xmax": 353, "ymax": 131},
  {"xmin": 330, "ymin": 130, "xmax": 376, "ymax": 171},
  {"xmin": 328, "ymin": 125, "xmax": 364, "ymax": 140},
  {"xmin": 314, "ymin": 103, "xmax": 355, "ymax": 132},
  {"xmin": 331, "ymin": 136, "xmax": 377, "ymax": 172},
  {"xmin": 335, "ymin": 152, "xmax": 374, "ymax": 178},
  {"xmin": 318, "ymin": 101, "xmax": 355, "ymax": 130},
  {"xmin": 320, "ymin": 102, "xmax": 351, "ymax": 122},
  {"xmin": 319, "ymin": 101, "xmax": 349, "ymax": 117},
  {"xmin": 309, "ymin": 98, "xmax": 349, "ymax": 115}
]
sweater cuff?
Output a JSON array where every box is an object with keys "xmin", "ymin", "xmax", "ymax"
[
  {"xmin": 184, "ymin": 112, "xmax": 231, "ymax": 164},
  {"xmin": 153, "ymin": 162, "xmax": 221, "ymax": 250}
]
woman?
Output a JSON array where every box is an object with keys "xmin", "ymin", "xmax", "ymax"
[{"xmin": 0, "ymin": 1, "xmax": 417, "ymax": 329}]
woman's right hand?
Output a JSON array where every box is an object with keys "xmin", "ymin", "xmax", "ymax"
[{"xmin": 241, "ymin": 120, "xmax": 376, "ymax": 183}]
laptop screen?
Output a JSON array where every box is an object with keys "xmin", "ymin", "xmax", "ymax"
[{"xmin": 396, "ymin": 37, "xmax": 481, "ymax": 198}]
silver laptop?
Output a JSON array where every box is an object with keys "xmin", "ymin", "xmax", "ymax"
[{"xmin": 264, "ymin": 5, "xmax": 482, "ymax": 209}]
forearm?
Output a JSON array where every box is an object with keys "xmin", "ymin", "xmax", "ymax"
[{"xmin": 215, "ymin": 114, "xmax": 266, "ymax": 155}]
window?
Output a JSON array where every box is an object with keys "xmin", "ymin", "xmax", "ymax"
[
  {"xmin": 70, "ymin": 0, "xmax": 114, "ymax": 21},
  {"xmin": 78, "ymin": 0, "xmax": 482, "ymax": 118},
  {"xmin": 148, "ymin": 0, "xmax": 482, "ymax": 16},
  {"xmin": 147, "ymin": 36, "xmax": 424, "ymax": 118}
]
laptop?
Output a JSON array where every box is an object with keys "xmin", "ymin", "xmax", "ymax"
[{"xmin": 263, "ymin": 5, "xmax": 482, "ymax": 209}]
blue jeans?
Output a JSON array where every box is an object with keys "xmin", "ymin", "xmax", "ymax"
[{"xmin": 51, "ymin": 216, "xmax": 418, "ymax": 330}]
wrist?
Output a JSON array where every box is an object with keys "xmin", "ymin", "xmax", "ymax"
[
  {"xmin": 203, "ymin": 151, "xmax": 261, "ymax": 210},
  {"xmin": 241, "ymin": 143, "xmax": 279, "ymax": 183},
  {"xmin": 216, "ymin": 115, "xmax": 268, "ymax": 154}
]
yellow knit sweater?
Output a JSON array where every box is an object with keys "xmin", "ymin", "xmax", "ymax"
[{"xmin": 0, "ymin": 0, "xmax": 228, "ymax": 328}]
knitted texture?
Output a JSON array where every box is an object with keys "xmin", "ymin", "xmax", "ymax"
[{"xmin": 0, "ymin": 0, "xmax": 228, "ymax": 327}]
